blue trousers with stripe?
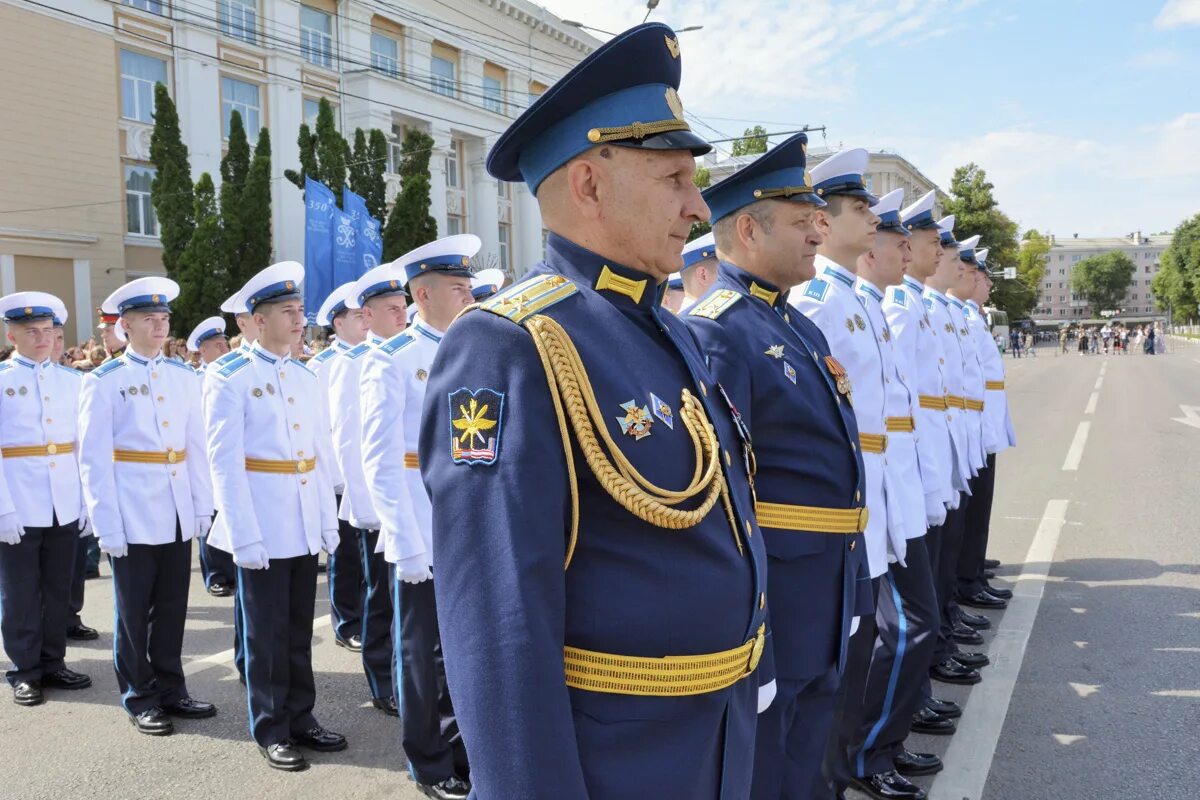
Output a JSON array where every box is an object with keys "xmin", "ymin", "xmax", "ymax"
[
  {"xmin": 823, "ymin": 576, "xmax": 881, "ymax": 795},
  {"xmin": 851, "ymin": 544, "xmax": 939, "ymax": 776},
  {"xmin": 357, "ymin": 530, "xmax": 393, "ymax": 700},
  {"xmin": 237, "ymin": 554, "xmax": 319, "ymax": 748},
  {"xmin": 751, "ymin": 667, "xmax": 841, "ymax": 799},
  {"xmin": 327, "ymin": 503, "xmax": 364, "ymax": 644}
]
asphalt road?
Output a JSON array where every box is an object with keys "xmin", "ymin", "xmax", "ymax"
[{"xmin": 2, "ymin": 339, "xmax": 1197, "ymax": 799}]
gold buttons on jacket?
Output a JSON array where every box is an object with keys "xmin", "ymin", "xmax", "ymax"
[{"xmin": 293, "ymin": 423, "xmax": 300, "ymax": 431}]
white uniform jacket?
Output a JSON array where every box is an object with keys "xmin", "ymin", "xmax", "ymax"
[
  {"xmin": 947, "ymin": 296, "xmax": 986, "ymax": 473},
  {"xmin": 360, "ymin": 318, "xmax": 442, "ymax": 565},
  {"xmin": 857, "ymin": 278, "xmax": 926, "ymax": 542},
  {"xmin": 0, "ymin": 355, "xmax": 85, "ymax": 527},
  {"xmin": 203, "ymin": 343, "xmax": 337, "ymax": 559},
  {"xmin": 966, "ymin": 301, "xmax": 1016, "ymax": 454},
  {"xmin": 791, "ymin": 256, "xmax": 906, "ymax": 577},
  {"xmin": 922, "ymin": 287, "xmax": 974, "ymax": 495},
  {"xmin": 884, "ymin": 277, "xmax": 955, "ymax": 523},
  {"xmin": 78, "ymin": 347, "xmax": 213, "ymax": 550},
  {"xmin": 309, "ymin": 337, "xmax": 351, "ymax": 494},
  {"xmin": 327, "ymin": 333, "xmax": 382, "ymax": 529}
]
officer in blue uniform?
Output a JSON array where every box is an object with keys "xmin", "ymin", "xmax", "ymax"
[
  {"xmin": 419, "ymin": 22, "xmax": 769, "ymax": 800},
  {"xmin": 684, "ymin": 134, "xmax": 870, "ymax": 800}
]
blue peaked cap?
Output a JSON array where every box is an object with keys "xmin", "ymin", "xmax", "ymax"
[
  {"xmin": 702, "ymin": 133, "xmax": 825, "ymax": 224},
  {"xmin": 487, "ymin": 23, "xmax": 711, "ymax": 192}
]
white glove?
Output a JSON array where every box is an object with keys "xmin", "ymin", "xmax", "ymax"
[
  {"xmin": 78, "ymin": 512, "xmax": 91, "ymax": 537},
  {"xmin": 233, "ymin": 542, "xmax": 270, "ymax": 570},
  {"xmin": 849, "ymin": 616, "xmax": 862, "ymax": 637},
  {"xmin": 101, "ymin": 540, "xmax": 128, "ymax": 559},
  {"xmin": 320, "ymin": 528, "xmax": 340, "ymax": 554},
  {"xmin": 394, "ymin": 552, "xmax": 432, "ymax": 584},
  {"xmin": 195, "ymin": 516, "xmax": 212, "ymax": 539},
  {"xmin": 0, "ymin": 513, "xmax": 24, "ymax": 545},
  {"xmin": 757, "ymin": 680, "xmax": 777, "ymax": 714}
]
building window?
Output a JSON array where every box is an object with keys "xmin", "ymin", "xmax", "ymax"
[
  {"xmin": 125, "ymin": 166, "xmax": 158, "ymax": 237},
  {"xmin": 483, "ymin": 75, "xmax": 503, "ymax": 114},
  {"xmin": 371, "ymin": 32, "xmax": 399, "ymax": 77},
  {"xmin": 386, "ymin": 139, "xmax": 403, "ymax": 174},
  {"xmin": 445, "ymin": 139, "xmax": 462, "ymax": 189},
  {"xmin": 1145, "ymin": 265, "xmax": 1152, "ymax": 273},
  {"xmin": 498, "ymin": 222, "xmax": 511, "ymax": 271},
  {"xmin": 221, "ymin": 76, "xmax": 261, "ymax": 139},
  {"xmin": 431, "ymin": 43, "xmax": 458, "ymax": 97},
  {"xmin": 528, "ymin": 80, "xmax": 548, "ymax": 108},
  {"xmin": 1058, "ymin": 268, "xmax": 1065, "ymax": 275},
  {"xmin": 219, "ymin": 0, "xmax": 257, "ymax": 43},
  {"xmin": 300, "ymin": 6, "xmax": 334, "ymax": 68},
  {"xmin": 120, "ymin": 50, "xmax": 167, "ymax": 123},
  {"xmin": 123, "ymin": 0, "xmax": 163, "ymax": 14}
]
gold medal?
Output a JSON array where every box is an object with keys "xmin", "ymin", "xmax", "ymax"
[{"xmin": 416, "ymin": 369, "xmax": 428, "ymax": 382}]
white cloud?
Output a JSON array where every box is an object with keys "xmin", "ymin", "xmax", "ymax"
[{"xmin": 1154, "ymin": 0, "xmax": 1200, "ymax": 28}]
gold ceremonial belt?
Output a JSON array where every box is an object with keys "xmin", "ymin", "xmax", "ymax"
[
  {"xmin": 985, "ymin": 380, "xmax": 1005, "ymax": 390},
  {"xmin": 858, "ymin": 432, "xmax": 888, "ymax": 454},
  {"xmin": 945, "ymin": 394, "xmax": 967, "ymax": 409},
  {"xmin": 755, "ymin": 501, "xmax": 869, "ymax": 534},
  {"xmin": 3, "ymin": 442, "xmax": 74, "ymax": 458},
  {"xmin": 245, "ymin": 456, "xmax": 316, "ymax": 474},
  {"xmin": 404, "ymin": 452, "xmax": 420, "ymax": 470},
  {"xmin": 965, "ymin": 398, "xmax": 985, "ymax": 412},
  {"xmin": 113, "ymin": 448, "xmax": 185, "ymax": 464},
  {"xmin": 919, "ymin": 395, "xmax": 948, "ymax": 411},
  {"xmin": 885, "ymin": 416, "xmax": 915, "ymax": 433},
  {"xmin": 564, "ymin": 624, "xmax": 766, "ymax": 697}
]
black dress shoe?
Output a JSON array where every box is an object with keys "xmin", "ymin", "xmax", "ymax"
[
  {"xmin": 958, "ymin": 609, "xmax": 992, "ymax": 629},
  {"xmin": 129, "ymin": 707, "xmax": 174, "ymax": 736},
  {"xmin": 926, "ymin": 697, "xmax": 962, "ymax": 718},
  {"xmin": 41, "ymin": 667, "xmax": 92, "ymax": 690},
  {"xmin": 960, "ymin": 590, "xmax": 1007, "ymax": 610},
  {"xmin": 952, "ymin": 623, "xmax": 984, "ymax": 645},
  {"xmin": 293, "ymin": 726, "xmax": 347, "ymax": 752},
  {"xmin": 206, "ymin": 583, "xmax": 234, "ymax": 598},
  {"xmin": 850, "ymin": 770, "xmax": 927, "ymax": 799},
  {"xmin": 930, "ymin": 658, "xmax": 981, "ymax": 685},
  {"xmin": 84, "ymin": 568, "xmax": 101, "ymax": 580},
  {"xmin": 163, "ymin": 697, "xmax": 217, "ymax": 718},
  {"xmin": 984, "ymin": 558, "xmax": 1001, "ymax": 569},
  {"xmin": 334, "ymin": 634, "xmax": 362, "ymax": 652},
  {"xmin": 416, "ymin": 776, "xmax": 470, "ymax": 800},
  {"xmin": 66, "ymin": 623, "xmax": 99, "ymax": 641},
  {"xmin": 953, "ymin": 651, "xmax": 991, "ymax": 669},
  {"xmin": 261, "ymin": 741, "xmax": 309, "ymax": 771},
  {"xmin": 910, "ymin": 706, "xmax": 956, "ymax": 735},
  {"xmin": 983, "ymin": 582, "xmax": 1013, "ymax": 600},
  {"xmin": 894, "ymin": 749, "xmax": 943, "ymax": 776},
  {"xmin": 372, "ymin": 696, "xmax": 399, "ymax": 716},
  {"xmin": 13, "ymin": 681, "xmax": 44, "ymax": 706}
]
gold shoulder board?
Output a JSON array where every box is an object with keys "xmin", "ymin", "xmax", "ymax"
[
  {"xmin": 479, "ymin": 274, "xmax": 578, "ymax": 325},
  {"xmin": 688, "ymin": 289, "xmax": 742, "ymax": 320}
]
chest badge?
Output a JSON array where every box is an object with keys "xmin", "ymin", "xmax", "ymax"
[
  {"xmin": 128, "ymin": 385, "xmax": 138, "ymax": 396},
  {"xmin": 960, "ymin": 327, "xmax": 968, "ymax": 337},
  {"xmin": 616, "ymin": 399, "xmax": 654, "ymax": 441},
  {"xmin": 4, "ymin": 388, "xmax": 13, "ymax": 397},
  {"xmin": 416, "ymin": 368, "xmax": 428, "ymax": 382},
  {"xmin": 824, "ymin": 355, "xmax": 854, "ymax": 404},
  {"xmin": 141, "ymin": 384, "xmax": 150, "ymax": 395},
  {"xmin": 648, "ymin": 392, "xmax": 673, "ymax": 430},
  {"xmin": 882, "ymin": 328, "xmax": 891, "ymax": 343},
  {"xmin": 764, "ymin": 344, "xmax": 784, "ymax": 359},
  {"xmin": 845, "ymin": 318, "xmax": 855, "ymax": 333},
  {"xmin": 944, "ymin": 322, "xmax": 954, "ymax": 334},
  {"xmin": 854, "ymin": 314, "xmax": 866, "ymax": 331},
  {"xmin": 252, "ymin": 388, "xmax": 263, "ymax": 398},
  {"xmin": 266, "ymin": 383, "xmax": 276, "ymax": 395},
  {"xmin": 783, "ymin": 361, "xmax": 797, "ymax": 385}
]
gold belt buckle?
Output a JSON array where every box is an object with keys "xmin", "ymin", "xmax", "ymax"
[
  {"xmin": 747, "ymin": 624, "xmax": 766, "ymax": 674},
  {"xmin": 46, "ymin": 443, "xmax": 58, "ymax": 456},
  {"xmin": 858, "ymin": 507, "xmax": 870, "ymax": 531},
  {"xmin": 297, "ymin": 458, "xmax": 312, "ymax": 474},
  {"xmin": 167, "ymin": 448, "xmax": 178, "ymax": 464}
]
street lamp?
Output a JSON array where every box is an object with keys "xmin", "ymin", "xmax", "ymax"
[{"xmin": 562, "ymin": 19, "xmax": 703, "ymax": 36}]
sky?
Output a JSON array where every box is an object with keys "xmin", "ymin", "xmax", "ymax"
[{"xmin": 536, "ymin": 0, "xmax": 1200, "ymax": 238}]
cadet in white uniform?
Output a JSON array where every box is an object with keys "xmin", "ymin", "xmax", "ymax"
[
  {"xmin": 0, "ymin": 292, "xmax": 93, "ymax": 707},
  {"xmin": 468, "ymin": 268, "xmax": 506, "ymax": 302},
  {"xmin": 203, "ymin": 262, "xmax": 345, "ymax": 771},
  {"xmin": 678, "ymin": 231, "xmax": 718, "ymax": 314},
  {"xmin": 187, "ymin": 316, "xmax": 235, "ymax": 597},
  {"xmin": 77, "ymin": 278, "xmax": 216, "ymax": 735},
  {"xmin": 360, "ymin": 235, "xmax": 478, "ymax": 800},
  {"xmin": 312, "ymin": 281, "xmax": 368, "ymax": 654},
  {"xmin": 331, "ymin": 264, "xmax": 407, "ymax": 715}
]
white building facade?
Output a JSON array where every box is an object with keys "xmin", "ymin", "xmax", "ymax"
[{"xmin": 1031, "ymin": 232, "xmax": 1170, "ymax": 322}]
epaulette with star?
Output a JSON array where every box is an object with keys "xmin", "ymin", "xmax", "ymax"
[
  {"xmin": 687, "ymin": 289, "xmax": 742, "ymax": 320},
  {"xmin": 478, "ymin": 273, "xmax": 578, "ymax": 324}
]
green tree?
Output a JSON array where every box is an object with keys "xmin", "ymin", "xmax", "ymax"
[
  {"xmin": 239, "ymin": 129, "xmax": 274, "ymax": 284},
  {"xmin": 364, "ymin": 129, "xmax": 390, "ymax": 221},
  {"xmin": 347, "ymin": 128, "xmax": 370, "ymax": 202},
  {"xmin": 148, "ymin": 83, "xmax": 194, "ymax": 279},
  {"xmin": 1152, "ymin": 213, "xmax": 1200, "ymax": 319},
  {"xmin": 382, "ymin": 128, "xmax": 437, "ymax": 261},
  {"xmin": 218, "ymin": 111, "xmax": 250, "ymax": 288},
  {"xmin": 941, "ymin": 163, "xmax": 1025, "ymax": 316},
  {"xmin": 1005, "ymin": 228, "xmax": 1051, "ymax": 318},
  {"xmin": 1071, "ymin": 251, "xmax": 1136, "ymax": 313},
  {"xmin": 688, "ymin": 165, "xmax": 712, "ymax": 242},
  {"xmin": 283, "ymin": 98, "xmax": 345, "ymax": 206},
  {"xmin": 730, "ymin": 125, "xmax": 768, "ymax": 157},
  {"xmin": 174, "ymin": 174, "xmax": 228, "ymax": 337}
]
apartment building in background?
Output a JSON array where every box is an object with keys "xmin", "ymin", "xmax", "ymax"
[
  {"xmin": 0, "ymin": 0, "xmax": 598, "ymax": 342},
  {"xmin": 1031, "ymin": 232, "xmax": 1171, "ymax": 322}
]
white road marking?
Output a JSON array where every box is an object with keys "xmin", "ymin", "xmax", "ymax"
[
  {"xmin": 1093, "ymin": 376, "xmax": 1104, "ymax": 390},
  {"xmin": 1069, "ymin": 682, "xmax": 1100, "ymax": 698},
  {"xmin": 1053, "ymin": 734, "xmax": 1087, "ymax": 745},
  {"xmin": 932, "ymin": 499, "xmax": 1070, "ymax": 800},
  {"xmin": 1151, "ymin": 689, "xmax": 1200, "ymax": 698},
  {"xmin": 183, "ymin": 614, "xmax": 332, "ymax": 677},
  {"xmin": 1062, "ymin": 422, "xmax": 1091, "ymax": 471},
  {"xmin": 1156, "ymin": 647, "xmax": 1200, "ymax": 653},
  {"xmin": 1085, "ymin": 392, "xmax": 1099, "ymax": 414},
  {"xmin": 1172, "ymin": 405, "xmax": 1200, "ymax": 430}
]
